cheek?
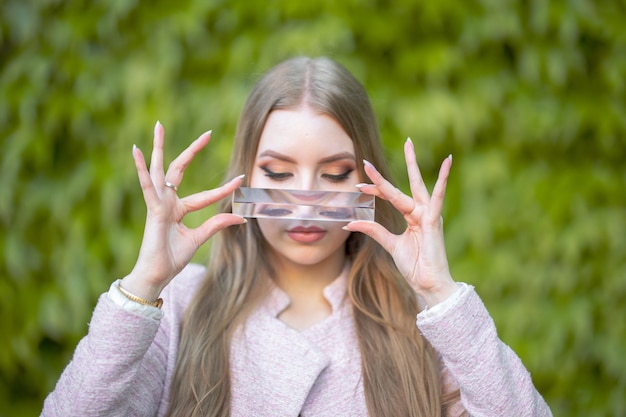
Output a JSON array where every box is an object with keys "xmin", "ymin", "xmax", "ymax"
[
  {"xmin": 249, "ymin": 168, "xmax": 262, "ymax": 188},
  {"xmin": 256, "ymin": 218, "xmax": 270, "ymax": 235},
  {"xmin": 249, "ymin": 167, "xmax": 277, "ymax": 189},
  {"xmin": 331, "ymin": 224, "xmax": 353, "ymax": 242},
  {"xmin": 256, "ymin": 218, "xmax": 281, "ymax": 240}
]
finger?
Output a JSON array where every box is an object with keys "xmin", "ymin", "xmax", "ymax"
[
  {"xmin": 363, "ymin": 159, "xmax": 416, "ymax": 216},
  {"xmin": 180, "ymin": 174, "xmax": 245, "ymax": 214},
  {"xmin": 132, "ymin": 145, "xmax": 159, "ymax": 206},
  {"xmin": 192, "ymin": 213, "xmax": 248, "ymax": 247},
  {"xmin": 165, "ymin": 129, "xmax": 212, "ymax": 188},
  {"xmin": 343, "ymin": 220, "xmax": 397, "ymax": 255},
  {"xmin": 405, "ymin": 138, "xmax": 431, "ymax": 204},
  {"xmin": 429, "ymin": 155, "xmax": 452, "ymax": 219},
  {"xmin": 355, "ymin": 183, "xmax": 383, "ymax": 198},
  {"xmin": 150, "ymin": 121, "xmax": 165, "ymax": 185}
]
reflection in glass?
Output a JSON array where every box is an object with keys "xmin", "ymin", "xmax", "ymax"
[{"xmin": 232, "ymin": 187, "xmax": 375, "ymax": 222}]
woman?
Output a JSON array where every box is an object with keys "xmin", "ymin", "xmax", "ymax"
[{"xmin": 42, "ymin": 57, "xmax": 552, "ymax": 416}]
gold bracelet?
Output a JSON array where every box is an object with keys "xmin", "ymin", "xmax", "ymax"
[{"xmin": 118, "ymin": 283, "xmax": 163, "ymax": 309}]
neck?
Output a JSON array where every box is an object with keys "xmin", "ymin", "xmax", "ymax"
[
  {"xmin": 273, "ymin": 253, "xmax": 345, "ymax": 295},
  {"xmin": 270, "ymin": 252, "xmax": 347, "ymax": 331}
]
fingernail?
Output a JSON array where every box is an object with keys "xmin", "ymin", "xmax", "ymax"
[
  {"xmin": 234, "ymin": 174, "xmax": 245, "ymax": 180},
  {"xmin": 132, "ymin": 144, "xmax": 137, "ymax": 151},
  {"xmin": 406, "ymin": 137, "xmax": 413, "ymax": 145},
  {"xmin": 205, "ymin": 129, "xmax": 213, "ymax": 136},
  {"xmin": 241, "ymin": 218, "xmax": 248, "ymax": 224},
  {"xmin": 342, "ymin": 225, "xmax": 350, "ymax": 231},
  {"xmin": 363, "ymin": 159, "xmax": 376, "ymax": 171},
  {"xmin": 355, "ymin": 183, "xmax": 369, "ymax": 188},
  {"xmin": 155, "ymin": 120, "xmax": 161, "ymax": 130},
  {"xmin": 448, "ymin": 154, "xmax": 453, "ymax": 161}
]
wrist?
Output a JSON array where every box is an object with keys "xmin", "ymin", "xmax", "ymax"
[
  {"xmin": 117, "ymin": 282, "xmax": 163, "ymax": 309},
  {"xmin": 120, "ymin": 272, "xmax": 165, "ymax": 302},
  {"xmin": 418, "ymin": 280, "xmax": 460, "ymax": 309}
]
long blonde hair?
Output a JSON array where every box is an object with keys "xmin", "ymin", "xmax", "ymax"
[{"xmin": 166, "ymin": 57, "xmax": 460, "ymax": 416}]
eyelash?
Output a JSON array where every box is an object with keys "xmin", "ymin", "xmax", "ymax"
[
  {"xmin": 261, "ymin": 167, "xmax": 354, "ymax": 182},
  {"xmin": 261, "ymin": 166, "xmax": 292, "ymax": 180},
  {"xmin": 323, "ymin": 170, "xmax": 353, "ymax": 182}
]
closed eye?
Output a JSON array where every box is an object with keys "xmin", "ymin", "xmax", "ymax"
[
  {"xmin": 322, "ymin": 169, "xmax": 354, "ymax": 183},
  {"xmin": 261, "ymin": 166, "xmax": 292, "ymax": 181}
]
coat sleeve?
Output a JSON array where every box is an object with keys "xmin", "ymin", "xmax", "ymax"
[
  {"xmin": 40, "ymin": 289, "xmax": 170, "ymax": 417},
  {"xmin": 416, "ymin": 284, "xmax": 553, "ymax": 417}
]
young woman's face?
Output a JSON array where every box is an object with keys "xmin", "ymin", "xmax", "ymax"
[{"xmin": 250, "ymin": 106, "xmax": 360, "ymax": 269}]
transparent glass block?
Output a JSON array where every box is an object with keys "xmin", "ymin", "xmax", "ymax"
[{"xmin": 232, "ymin": 187, "xmax": 375, "ymax": 222}]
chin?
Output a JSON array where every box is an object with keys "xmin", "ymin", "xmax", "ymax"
[
  {"xmin": 267, "ymin": 244, "xmax": 345, "ymax": 269},
  {"xmin": 285, "ymin": 251, "xmax": 340, "ymax": 267}
]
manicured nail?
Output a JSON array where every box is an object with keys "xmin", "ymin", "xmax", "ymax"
[
  {"xmin": 363, "ymin": 159, "xmax": 377, "ymax": 171},
  {"xmin": 447, "ymin": 154, "xmax": 453, "ymax": 161},
  {"xmin": 406, "ymin": 137, "xmax": 413, "ymax": 145},
  {"xmin": 240, "ymin": 217, "xmax": 248, "ymax": 224},
  {"xmin": 355, "ymin": 183, "xmax": 370, "ymax": 188},
  {"xmin": 234, "ymin": 174, "xmax": 245, "ymax": 180}
]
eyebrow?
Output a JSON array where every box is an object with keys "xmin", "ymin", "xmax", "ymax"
[{"xmin": 257, "ymin": 150, "xmax": 356, "ymax": 164}]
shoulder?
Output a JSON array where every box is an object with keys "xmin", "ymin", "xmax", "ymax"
[{"xmin": 161, "ymin": 263, "xmax": 208, "ymax": 315}]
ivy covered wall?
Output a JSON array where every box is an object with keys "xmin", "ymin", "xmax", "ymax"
[{"xmin": 1, "ymin": 0, "xmax": 625, "ymax": 415}]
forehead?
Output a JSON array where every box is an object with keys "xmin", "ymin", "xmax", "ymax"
[{"xmin": 256, "ymin": 107, "xmax": 355, "ymax": 157}]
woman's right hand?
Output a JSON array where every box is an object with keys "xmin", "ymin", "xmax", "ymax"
[{"xmin": 120, "ymin": 121, "xmax": 246, "ymax": 301}]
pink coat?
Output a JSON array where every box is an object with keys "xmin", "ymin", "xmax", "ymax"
[{"xmin": 41, "ymin": 264, "xmax": 552, "ymax": 416}]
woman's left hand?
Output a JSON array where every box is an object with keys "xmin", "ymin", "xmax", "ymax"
[{"xmin": 344, "ymin": 138, "xmax": 459, "ymax": 308}]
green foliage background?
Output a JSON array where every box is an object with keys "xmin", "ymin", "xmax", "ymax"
[{"xmin": 1, "ymin": 0, "xmax": 625, "ymax": 415}]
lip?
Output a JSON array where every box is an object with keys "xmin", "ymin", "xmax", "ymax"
[{"xmin": 287, "ymin": 225, "xmax": 326, "ymax": 243}]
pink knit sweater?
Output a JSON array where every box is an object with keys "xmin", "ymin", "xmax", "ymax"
[{"xmin": 41, "ymin": 264, "xmax": 552, "ymax": 416}]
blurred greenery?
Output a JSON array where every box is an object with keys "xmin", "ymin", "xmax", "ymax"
[{"xmin": 1, "ymin": 0, "xmax": 624, "ymax": 415}]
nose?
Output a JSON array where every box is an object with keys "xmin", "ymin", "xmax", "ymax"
[{"xmin": 295, "ymin": 172, "xmax": 318, "ymax": 191}]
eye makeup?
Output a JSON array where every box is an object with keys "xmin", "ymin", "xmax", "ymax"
[{"xmin": 259, "ymin": 166, "xmax": 355, "ymax": 183}]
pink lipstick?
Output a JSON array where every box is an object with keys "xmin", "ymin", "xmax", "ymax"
[{"xmin": 287, "ymin": 225, "xmax": 326, "ymax": 243}]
